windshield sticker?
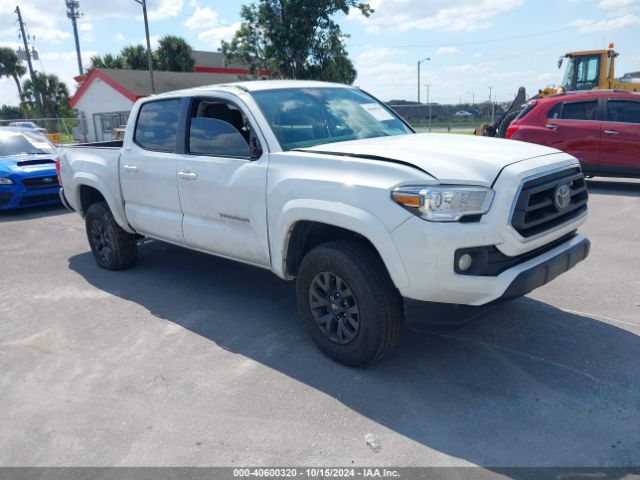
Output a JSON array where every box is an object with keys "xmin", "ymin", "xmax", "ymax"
[{"xmin": 360, "ymin": 103, "xmax": 395, "ymax": 122}]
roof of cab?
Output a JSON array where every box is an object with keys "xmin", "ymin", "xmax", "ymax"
[{"xmin": 152, "ymin": 79, "xmax": 353, "ymax": 99}]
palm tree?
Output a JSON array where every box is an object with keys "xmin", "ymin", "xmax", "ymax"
[
  {"xmin": 120, "ymin": 45, "xmax": 148, "ymax": 70},
  {"xmin": 21, "ymin": 73, "xmax": 71, "ymax": 120},
  {"xmin": 155, "ymin": 35, "xmax": 195, "ymax": 72},
  {"xmin": 89, "ymin": 53, "xmax": 125, "ymax": 69},
  {"xmin": 0, "ymin": 47, "xmax": 27, "ymax": 99}
]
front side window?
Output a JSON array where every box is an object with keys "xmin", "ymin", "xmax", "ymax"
[
  {"xmin": 251, "ymin": 87, "xmax": 412, "ymax": 150},
  {"xmin": 188, "ymin": 99, "xmax": 255, "ymax": 158},
  {"xmin": 134, "ymin": 99, "xmax": 181, "ymax": 152},
  {"xmin": 606, "ymin": 100, "xmax": 640, "ymax": 124},
  {"xmin": 561, "ymin": 101, "xmax": 598, "ymax": 121}
]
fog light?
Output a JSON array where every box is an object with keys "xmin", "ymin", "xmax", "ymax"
[{"xmin": 458, "ymin": 253, "xmax": 473, "ymax": 272}]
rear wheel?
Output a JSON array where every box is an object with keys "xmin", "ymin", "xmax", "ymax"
[
  {"xmin": 85, "ymin": 201, "xmax": 137, "ymax": 270},
  {"xmin": 296, "ymin": 240, "xmax": 404, "ymax": 366}
]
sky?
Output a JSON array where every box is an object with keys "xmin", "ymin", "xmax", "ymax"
[{"xmin": 1, "ymin": 0, "xmax": 639, "ymax": 108}]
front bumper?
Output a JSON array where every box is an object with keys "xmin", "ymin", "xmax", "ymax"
[
  {"xmin": 498, "ymin": 236, "xmax": 589, "ymax": 301},
  {"xmin": 392, "ymin": 215, "xmax": 589, "ymax": 305},
  {"xmin": 0, "ymin": 184, "xmax": 61, "ymax": 211}
]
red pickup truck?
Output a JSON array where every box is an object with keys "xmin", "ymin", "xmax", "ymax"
[{"xmin": 507, "ymin": 91, "xmax": 640, "ymax": 179}]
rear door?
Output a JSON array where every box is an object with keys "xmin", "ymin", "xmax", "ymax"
[
  {"xmin": 175, "ymin": 95, "xmax": 271, "ymax": 267},
  {"xmin": 545, "ymin": 99, "xmax": 601, "ymax": 174},
  {"xmin": 120, "ymin": 98, "xmax": 186, "ymax": 243},
  {"xmin": 600, "ymin": 98, "xmax": 640, "ymax": 176}
]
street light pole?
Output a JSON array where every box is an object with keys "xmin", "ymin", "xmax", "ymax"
[
  {"xmin": 65, "ymin": 0, "xmax": 83, "ymax": 75},
  {"xmin": 417, "ymin": 57, "xmax": 430, "ymax": 103},
  {"xmin": 134, "ymin": 0, "xmax": 155, "ymax": 94}
]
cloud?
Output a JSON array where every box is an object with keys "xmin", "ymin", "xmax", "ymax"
[
  {"xmin": 145, "ymin": 0, "xmax": 185, "ymax": 21},
  {"xmin": 437, "ymin": 46, "xmax": 459, "ymax": 55},
  {"xmin": 183, "ymin": 6, "xmax": 222, "ymax": 29},
  {"xmin": 78, "ymin": 23, "xmax": 93, "ymax": 32},
  {"xmin": 356, "ymin": 47, "xmax": 406, "ymax": 65},
  {"xmin": 569, "ymin": 13, "xmax": 640, "ymax": 31},
  {"xmin": 597, "ymin": 0, "xmax": 640, "ymax": 9},
  {"xmin": 113, "ymin": 33, "xmax": 126, "ymax": 42},
  {"xmin": 197, "ymin": 23, "xmax": 241, "ymax": 48},
  {"xmin": 348, "ymin": 0, "xmax": 524, "ymax": 33}
]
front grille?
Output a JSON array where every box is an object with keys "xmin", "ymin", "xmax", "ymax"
[
  {"xmin": 0, "ymin": 192, "xmax": 13, "ymax": 206},
  {"xmin": 20, "ymin": 194, "xmax": 60, "ymax": 206},
  {"xmin": 22, "ymin": 176, "xmax": 59, "ymax": 190},
  {"xmin": 511, "ymin": 167, "xmax": 588, "ymax": 238}
]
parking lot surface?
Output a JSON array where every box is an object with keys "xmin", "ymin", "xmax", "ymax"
[{"xmin": 1, "ymin": 178, "xmax": 639, "ymax": 467}]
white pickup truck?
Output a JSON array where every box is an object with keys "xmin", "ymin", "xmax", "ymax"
[{"xmin": 58, "ymin": 80, "xmax": 590, "ymax": 366}]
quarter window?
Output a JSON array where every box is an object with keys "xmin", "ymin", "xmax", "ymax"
[
  {"xmin": 606, "ymin": 100, "xmax": 640, "ymax": 124},
  {"xmin": 188, "ymin": 99, "xmax": 255, "ymax": 158},
  {"xmin": 134, "ymin": 99, "xmax": 181, "ymax": 152}
]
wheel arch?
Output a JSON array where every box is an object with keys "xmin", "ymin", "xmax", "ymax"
[
  {"xmin": 72, "ymin": 173, "xmax": 134, "ymax": 234},
  {"xmin": 274, "ymin": 200, "xmax": 409, "ymax": 289}
]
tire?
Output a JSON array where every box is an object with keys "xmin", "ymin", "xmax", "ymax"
[
  {"xmin": 85, "ymin": 201, "xmax": 137, "ymax": 270},
  {"xmin": 296, "ymin": 240, "xmax": 404, "ymax": 366},
  {"xmin": 497, "ymin": 109, "xmax": 521, "ymax": 138}
]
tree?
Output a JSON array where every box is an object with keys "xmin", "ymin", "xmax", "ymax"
[
  {"xmin": 0, "ymin": 47, "xmax": 27, "ymax": 98},
  {"xmin": 120, "ymin": 45, "xmax": 149, "ymax": 70},
  {"xmin": 21, "ymin": 73, "xmax": 72, "ymax": 119},
  {"xmin": 220, "ymin": 0, "xmax": 372, "ymax": 84},
  {"xmin": 155, "ymin": 35, "xmax": 195, "ymax": 72},
  {"xmin": 0, "ymin": 105, "xmax": 22, "ymax": 120},
  {"xmin": 89, "ymin": 53, "xmax": 125, "ymax": 69}
]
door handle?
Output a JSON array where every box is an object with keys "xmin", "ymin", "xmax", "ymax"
[
  {"xmin": 178, "ymin": 171, "xmax": 198, "ymax": 181},
  {"xmin": 123, "ymin": 164, "xmax": 139, "ymax": 173},
  {"xmin": 545, "ymin": 124, "xmax": 558, "ymax": 130},
  {"xmin": 604, "ymin": 130, "xmax": 619, "ymax": 135}
]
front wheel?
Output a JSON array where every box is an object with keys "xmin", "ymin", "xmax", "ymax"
[
  {"xmin": 296, "ymin": 240, "xmax": 404, "ymax": 366},
  {"xmin": 85, "ymin": 201, "xmax": 137, "ymax": 270}
]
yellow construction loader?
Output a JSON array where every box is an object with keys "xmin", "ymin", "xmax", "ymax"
[{"xmin": 476, "ymin": 44, "xmax": 640, "ymax": 137}]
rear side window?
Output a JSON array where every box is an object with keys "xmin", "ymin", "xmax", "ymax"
[
  {"xmin": 606, "ymin": 100, "xmax": 640, "ymax": 124},
  {"xmin": 560, "ymin": 101, "xmax": 598, "ymax": 121},
  {"xmin": 134, "ymin": 99, "xmax": 181, "ymax": 152},
  {"xmin": 516, "ymin": 102, "xmax": 536, "ymax": 120}
]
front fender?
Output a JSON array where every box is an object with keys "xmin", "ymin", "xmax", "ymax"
[
  {"xmin": 273, "ymin": 199, "xmax": 409, "ymax": 289},
  {"xmin": 72, "ymin": 172, "xmax": 135, "ymax": 234}
]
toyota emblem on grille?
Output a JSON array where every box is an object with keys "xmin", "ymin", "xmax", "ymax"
[{"xmin": 554, "ymin": 184, "xmax": 571, "ymax": 211}]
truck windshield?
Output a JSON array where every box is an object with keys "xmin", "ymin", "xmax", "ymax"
[{"xmin": 250, "ymin": 87, "xmax": 413, "ymax": 150}]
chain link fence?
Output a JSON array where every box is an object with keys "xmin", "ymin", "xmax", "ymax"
[{"xmin": 0, "ymin": 117, "xmax": 85, "ymax": 144}]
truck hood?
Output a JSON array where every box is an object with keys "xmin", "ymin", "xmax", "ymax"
[{"xmin": 297, "ymin": 133, "xmax": 563, "ymax": 186}]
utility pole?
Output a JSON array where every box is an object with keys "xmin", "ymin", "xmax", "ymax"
[
  {"xmin": 466, "ymin": 91, "xmax": 475, "ymax": 105},
  {"xmin": 427, "ymin": 84, "xmax": 432, "ymax": 132},
  {"xmin": 66, "ymin": 0, "xmax": 83, "ymax": 75},
  {"xmin": 134, "ymin": 0, "xmax": 156, "ymax": 94},
  {"xmin": 417, "ymin": 57, "xmax": 430, "ymax": 103},
  {"xmin": 488, "ymin": 86, "xmax": 494, "ymax": 122},
  {"xmin": 15, "ymin": 5, "xmax": 44, "ymax": 117}
]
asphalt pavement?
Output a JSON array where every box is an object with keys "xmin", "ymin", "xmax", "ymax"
[{"xmin": 0, "ymin": 178, "xmax": 639, "ymax": 468}]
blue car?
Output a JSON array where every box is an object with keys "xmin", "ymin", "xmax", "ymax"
[{"xmin": 0, "ymin": 128, "xmax": 61, "ymax": 211}]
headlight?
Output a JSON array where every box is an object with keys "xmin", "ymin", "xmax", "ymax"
[
  {"xmin": 0, "ymin": 177, "xmax": 14, "ymax": 185},
  {"xmin": 391, "ymin": 186, "xmax": 494, "ymax": 222}
]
